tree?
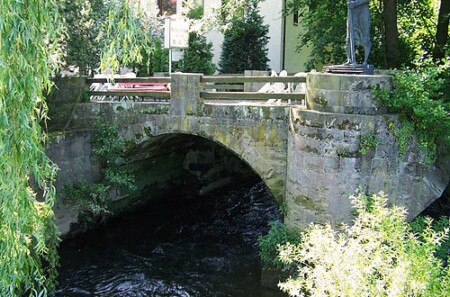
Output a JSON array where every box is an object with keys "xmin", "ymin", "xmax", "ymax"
[
  {"xmin": 0, "ymin": 1, "xmax": 158, "ymax": 295},
  {"xmin": 62, "ymin": 0, "xmax": 108, "ymax": 75},
  {"xmin": 433, "ymin": 0, "xmax": 450, "ymax": 62},
  {"xmin": 285, "ymin": 0, "xmax": 436, "ymax": 69},
  {"xmin": 182, "ymin": 3, "xmax": 216, "ymax": 74},
  {"xmin": 219, "ymin": 1, "xmax": 270, "ymax": 73},
  {"xmin": 0, "ymin": 1, "xmax": 61, "ymax": 295},
  {"xmin": 183, "ymin": 32, "xmax": 216, "ymax": 74},
  {"xmin": 383, "ymin": 0, "xmax": 400, "ymax": 68}
]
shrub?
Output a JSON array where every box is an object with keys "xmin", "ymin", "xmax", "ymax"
[
  {"xmin": 63, "ymin": 121, "xmax": 136, "ymax": 231},
  {"xmin": 182, "ymin": 32, "xmax": 216, "ymax": 75},
  {"xmin": 258, "ymin": 221, "xmax": 301, "ymax": 270},
  {"xmin": 359, "ymin": 131, "xmax": 380, "ymax": 155},
  {"xmin": 278, "ymin": 192, "xmax": 450, "ymax": 297},
  {"xmin": 374, "ymin": 65, "xmax": 450, "ymax": 162},
  {"xmin": 219, "ymin": 1, "xmax": 269, "ymax": 73}
]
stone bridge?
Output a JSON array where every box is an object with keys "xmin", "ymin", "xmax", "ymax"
[{"xmin": 47, "ymin": 73, "xmax": 450, "ymax": 236}]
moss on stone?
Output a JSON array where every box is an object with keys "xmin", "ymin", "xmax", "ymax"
[{"xmin": 294, "ymin": 195, "xmax": 322, "ymax": 211}]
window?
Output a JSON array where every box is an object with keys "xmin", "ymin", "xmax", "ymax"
[
  {"xmin": 158, "ymin": 0, "xmax": 177, "ymax": 15},
  {"xmin": 293, "ymin": 9, "xmax": 299, "ymax": 26}
]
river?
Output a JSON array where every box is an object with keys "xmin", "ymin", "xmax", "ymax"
[{"xmin": 56, "ymin": 181, "xmax": 285, "ymax": 297}]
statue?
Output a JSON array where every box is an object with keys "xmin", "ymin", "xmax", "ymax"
[
  {"xmin": 346, "ymin": 0, "xmax": 371, "ymax": 66},
  {"xmin": 324, "ymin": 0, "xmax": 374, "ymax": 74}
]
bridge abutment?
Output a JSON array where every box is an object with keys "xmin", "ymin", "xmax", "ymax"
[{"xmin": 284, "ymin": 72, "xmax": 450, "ymax": 230}]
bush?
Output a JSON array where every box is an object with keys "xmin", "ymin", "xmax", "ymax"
[
  {"xmin": 63, "ymin": 121, "xmax": 136, "ymax": 231},
  {"xmin": 278, "ymin": 192, "xmax": 450, "ymax": 297},
  {"xmin": 258, "ymin": 221, "xmax": 301, "ymax": 270},
  {"xmin": 219, "ymin": 1, "xmax": 269, "ymax": 73},
  {"xmin": 182, "ymin": 32, "xmax": 216, "ymax": 74},
  {"xmin": 375, "ymin": 64, "xmax": 450, "ymax": 162}
]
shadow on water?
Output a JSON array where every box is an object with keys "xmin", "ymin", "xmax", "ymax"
[{"xmin": 56, "ymin": 181, "xmax": 286, "ymax": 297}]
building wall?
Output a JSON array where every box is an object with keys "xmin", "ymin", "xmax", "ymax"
[
  {"xmin": 204, "ymin": 0, "xmax": 224, "ymax": 72},
  {"xmin": 204, "ymin": 0, "xmax": 284, "ymax": 73},
  {"xmin": 259, "ymin": 0, "xmax": 283, "ymax": 72},
  {"xmin": 283, "ymin": 8, "xmax": 312, "ymax": 72}
]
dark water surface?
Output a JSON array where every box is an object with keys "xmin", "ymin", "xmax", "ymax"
[{"xmin": 56, "ymin": 182, "xmax": 284, "ymax": 297}]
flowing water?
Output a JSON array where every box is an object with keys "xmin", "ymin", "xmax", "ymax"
[{"xmin": 56, "ymin": 181, "xmax": 285, "ymax": 297}]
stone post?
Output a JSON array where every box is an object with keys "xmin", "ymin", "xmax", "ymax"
[
  {"xmin": 49, "ymin": 76, "xmax": 90, "ymax": 103},
  {"xmin": 170, "ymin": 73, "xmax": 204, "ymax": 117}
]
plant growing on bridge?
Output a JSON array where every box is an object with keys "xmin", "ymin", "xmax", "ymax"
[
  {"xmin": 375, "ymin": 64, "xmax": 450, "ymax": 162},
  {"xmin": 359, "ymin": 131, "xmax": 380, "ymax": 155},
  {"xmin": 64, "ymin": 121, "xmax": 136, "ymax": 231},
  {"xmin": 278, "ymin": 192, "xmax": 450, "ymax": 297},
  {"xmin": 258, "ymin": 221, "xmax": 301, "ymax": 270}
]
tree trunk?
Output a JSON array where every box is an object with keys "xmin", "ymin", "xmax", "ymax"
[
  {"xmin": 433, "ymin": 0, "xmax": 450, "ymax": 63},
  {"xmin": 382, "ymin": 0, "xmax": 399, "ymax": 68}
]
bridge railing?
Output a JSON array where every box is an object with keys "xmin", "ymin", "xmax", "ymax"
[
  {"xmin": 86, "ymin": 77, "xmax": 171, "ymax": 102},
  {"xmin": 85, "ymin": 74, "xmax": 307, "ymax": 105},
  {"xmin": 200, "ymin": 75, "xmax": 306, "ymax": 104}
]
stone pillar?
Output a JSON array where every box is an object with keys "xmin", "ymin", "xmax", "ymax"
[
  {"xmin": 170, "ymin": 73, "xmax": 204, "ymax": 117},
  {"xmin": 306, "ymin": 72, "xmax": 391, "ymax": 115},
  {"xmin": 49, "ymin": 76, "xmax": 90, "ymax": 103},
  {"xmin": 285, "ymin": 73, "xmax": 391, "ymax": 230},
  {"xmin": 285, "ymin": 72, "xmax": 450, "ymax": 230}
]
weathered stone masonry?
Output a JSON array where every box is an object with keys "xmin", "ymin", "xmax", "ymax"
[{"xmin": 47, "ymin": 73, "xmax": 450, "ymax": 235}]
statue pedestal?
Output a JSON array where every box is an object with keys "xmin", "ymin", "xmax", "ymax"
[
  {"xmin": 324, "ymin": 64, "xmax": 374, "ymax": 75},
  {"xmin": 306, "ymin": 72, "xmax": 390, "ymax": 115}
]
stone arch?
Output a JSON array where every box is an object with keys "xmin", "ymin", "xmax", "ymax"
[{"xmin": 120, "ymin": 117, "xmax": 288, "ymax": 206}]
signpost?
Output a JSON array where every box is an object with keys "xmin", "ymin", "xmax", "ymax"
[{"xmin": 164, "ymin": 16, "xmax": 189, "ymax": 74}]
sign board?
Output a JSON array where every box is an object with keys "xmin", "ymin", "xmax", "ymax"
[
  {"xmin": 171, "ymin": 49, "xmax": 184, "ymax": 62},
  {"xmin": 164, "ymin": 17, "xmax": 189, "ymax": 49}
]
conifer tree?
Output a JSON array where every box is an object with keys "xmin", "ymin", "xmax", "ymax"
[{"xmin": 219, "ymin": 1, "xmax": 270, "ymax": 74}]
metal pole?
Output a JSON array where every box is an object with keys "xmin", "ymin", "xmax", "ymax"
[
  {"xmin": 348, "ymin": 2, "xmax": 356, "ymax": 65},
  {"xmin": 169, "ymin": 48, "xmax": 172, "ymax": 75}
]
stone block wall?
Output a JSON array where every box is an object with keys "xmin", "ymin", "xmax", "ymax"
[{"xmin": 285, "ymin": 72, "xmax": 450, "ymax": 230}]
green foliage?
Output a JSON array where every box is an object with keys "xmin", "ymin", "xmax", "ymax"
[
  {"xmin": 278, "ymin": 192, "xmax": 450, "ymax": 297},
  {"xmin": 97, "ymin": 0, "xmax": 156, "ymax": 75},
  {"xmin": 134, "ymin": 38, "xmax": 169, "ymax": 76},
  {"xmin": 411, "ymin": 216, "xmax": 450, "ymax": 264},
  {"xmin": 0, "ymin": 1, "xmax": 62, "ymax": 295},
  {"xmin": 132, "ymin": 2, "xmax": 216, "ymax": 76},
  {"xmin": 182, "ymin": 32, "xmax": 216, "ymax": 74},
  {"xmin": 284, "ymin": 0, "xmax": 437, "ymax": 69},
  {"xmin": 393, "ymin": 120, "xmax": 416, "ymax": 157},
  {"xmin": 284, "ymin": 0, "xmax": 347, "ymax": 70},
  {"xmin": 219, "ymin": 1, "xmax": 270, "ymax": 73},
  {"xmin": 63, "ymin": 182, "xmax": 112, "ymax": 231},
  {"xmin": 258, "ymin": 221, "xmax": 301, "ymax": 270},
  {"xmin": 64, "ymin": 121, "xmax": 136, "ymax": 231},
  {"xmin": 61, "ymin": 0, "xmax": 108, "ymax": 75},
  {"xmin": 93, "ymin": 120, "xmax": 136, "ymax": 191},
  {"xmin": 359, "ymin": 131, "xmax": 380, "ymax": 155},
  {"xmin": 374, "ymin": 65, "xmax": 450, "ymax": 162}
]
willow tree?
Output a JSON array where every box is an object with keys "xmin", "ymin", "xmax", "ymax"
[
  {"xmin": 0, "ymin": 0, "xmax": 159, "ymax": 295},
  {"xmin": 0, "ymin": 1, "xmax": 62, "ymax": 296}
]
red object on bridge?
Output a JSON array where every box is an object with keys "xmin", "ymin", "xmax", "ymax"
[{"xmin": 108, "ymin": 82, "xmax": 169, "ymax": 92}]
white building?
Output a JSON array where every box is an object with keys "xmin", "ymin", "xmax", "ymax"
[{"xmin": 159, "ymin": 0, "xmax": 311, "ymax": 73}]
